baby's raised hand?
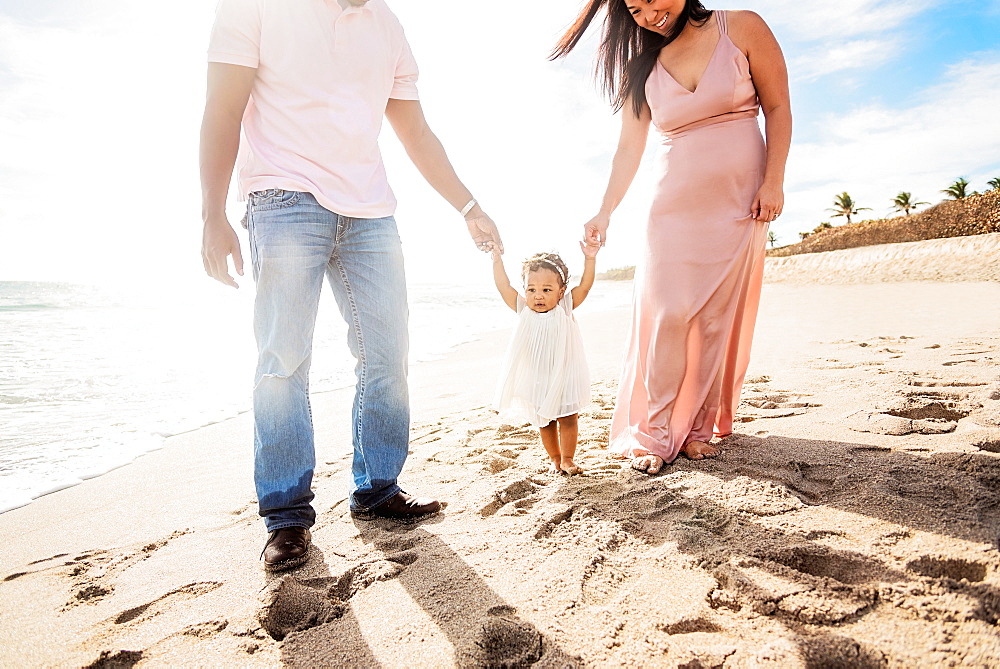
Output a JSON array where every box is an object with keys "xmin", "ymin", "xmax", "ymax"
[{"xmin": 580, "ymin": 239, "xmax": 601, "ymax": 258}]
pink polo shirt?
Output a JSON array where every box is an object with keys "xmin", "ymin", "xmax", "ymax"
[{"xmin": 208, "ymin": 0, "xmax": 419, "ymax": 218}]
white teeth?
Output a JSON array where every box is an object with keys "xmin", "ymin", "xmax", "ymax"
[{"xmin": 655, "ymin": 13, "xmax": 669, "ymax": 28}]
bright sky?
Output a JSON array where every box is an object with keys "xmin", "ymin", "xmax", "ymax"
[{"xmin": 1, "ymin": 0, "xmax": 998, "ymax": 288}]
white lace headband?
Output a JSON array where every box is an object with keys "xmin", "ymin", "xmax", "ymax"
[{"xmin": 526, "ymin": 258, "xmax": 566, "ymax": 285}]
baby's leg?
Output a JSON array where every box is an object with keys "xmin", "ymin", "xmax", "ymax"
[
  {"xmin": 557, "ymin": 414, "xmax": 584, "ymax": 475},
  {"xmin": 538, "ymin": 421, "xmax": 562, "ymax": 474}
]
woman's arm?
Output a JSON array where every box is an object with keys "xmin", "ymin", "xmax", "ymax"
[
  {"xmin": 730, "ymin": 10, "xmax": 792, "ymax": 223},
  {"xmin": 584, "ymin": 104, "xmax": 652, "ymax": 246},
  {"xmin": 571, "ymin": 241, "xmax": 599, "ymax": 308},
  {"xmin": 491, "ymin": 250, "xmax": 519, "ymax": 311}
]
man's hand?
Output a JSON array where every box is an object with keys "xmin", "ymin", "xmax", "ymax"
[
  {"xmin": 466, "ymin": 212, "xmax": 504, "ymax": 255},
  {"xmin": 580, "ymin": 239, "xmax": 601, "ymax": 258},
  {"xmin": 202, "ymin": 217, "xmax": 244, "ymax": 288}
]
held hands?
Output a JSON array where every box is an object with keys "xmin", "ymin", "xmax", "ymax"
[
  {"xmin": 202, "ymin": 216, "xmax": 244, "ymax": 288},
  {"xmin": 583, "ymin": 212, "xmax": 610, "ymax": 249},
  {"xmin": 751, "ymin": 180, "xmax": 784, "ymax": 223},
  {"xmin": 466, "ymin": 209, "xmax": 504, "ymax": 255},
  {"xmin": 580, "ymin": 239, "xmax": 600, "ymax": 258}
]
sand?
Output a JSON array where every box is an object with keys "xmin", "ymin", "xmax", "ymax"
[
  {"xmin": 764, "ymin": 232, "xmax": 1000, "ymax": 284},
  {"xmin": 2, "ymin": 237, "xmax": 999, "ymax": 668}
]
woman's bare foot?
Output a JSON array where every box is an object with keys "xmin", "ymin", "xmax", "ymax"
[
  {"xmin": 560, "ymin": 458, "xmax": 584, "ymax": 476},
  {"xmin": 630, "ymin": 454, "xmax": 664, "ymax": 474},
  {"xmin": 681, "ymin": 440, "xmax": 720, "ymax": 460}
]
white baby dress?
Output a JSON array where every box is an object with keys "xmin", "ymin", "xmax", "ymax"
[{"xmin": 493, "ymin": 292, "xmax": 590, "ymax": 427}]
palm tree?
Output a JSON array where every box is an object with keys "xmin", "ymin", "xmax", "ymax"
[
  {"xmin": 827, "ymin": 192, "xmax": 870, "ymax": 225},
  {"xmin": 987, "ymin": 177, "xmax": 1000, "ymax": 191},
  {"xmin": 891, "ymin": 191, "xmax": 928, "ymax": 216},
  {"xmin": 942, "ymin": 177, "xmax": 970, "ymax": 199},
  {"xmin": 813, "ymin": 221, "xmax": 833, "ymax": 233},
  {"xmin": 767, "ymin": 230, "xmax": 778, "ymax": 247}
]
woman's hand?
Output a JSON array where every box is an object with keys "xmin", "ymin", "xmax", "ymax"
[
  {"xmin": 583, "ymin": 212, "xmax": 611, "ymax": 247},
  {"xmin": 751, "ymin": 180, "xmax": 784, "ymax": 223}
]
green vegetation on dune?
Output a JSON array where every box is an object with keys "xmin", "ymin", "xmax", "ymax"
[
  {"xmin": 597, "ymin": 266, "xmax": 636, "ymax": 281},
  {"xmin": 769, "ymin": 189, "xmax": 1000, "ymax": 258}
]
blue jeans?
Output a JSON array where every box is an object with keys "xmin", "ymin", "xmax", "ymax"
[{"xmin": 247, "ymin": 190, "xmax": 410, "ymax": 531}]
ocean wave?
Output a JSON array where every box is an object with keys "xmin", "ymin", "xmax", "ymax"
[
  {"xmin": 0, "ymin": 394, "xmax": 36, "ymax": 405},
  {"xmin": 0, "ymin": 304, "xmax": 58, "ymax": 311}
]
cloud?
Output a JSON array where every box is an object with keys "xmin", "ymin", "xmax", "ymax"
[
  {"xmin": 790, "ymin": 38, "xmax": 901, "ymax": 80},
  {"xmin": 741, "ymin": 0, "xmax": 934, "ymax": 82},
  {"xmin": 745, "ymin": 0, "xmax": 933, "ymax": 41}
]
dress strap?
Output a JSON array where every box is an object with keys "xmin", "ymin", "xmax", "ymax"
[{"xmin": 716, "ymin": 10, "xmax": 728, "ymax": 35}]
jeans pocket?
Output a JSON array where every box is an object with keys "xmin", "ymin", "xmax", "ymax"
[{"xmin": 249, "ymin": 189, "xmax": 301, "ymax": 211}]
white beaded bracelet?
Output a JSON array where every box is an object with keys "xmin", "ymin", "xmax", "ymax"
[{"xmin": 460, "ymin": 198, "xmax": 478, "ymax": 217}]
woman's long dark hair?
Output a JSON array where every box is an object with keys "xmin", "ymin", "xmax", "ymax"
[{"xmin": 551, "ymin": 0, "xmax": 712, "ymax": 117}]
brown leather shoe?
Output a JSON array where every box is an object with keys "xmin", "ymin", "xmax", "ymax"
[
  {"xmin": 261, "ymin": 527, "xmax": 311, "ymax": 572},
  {"xmin": 354, "ymin": 492, "xmax": 442, "ymax": 520}
]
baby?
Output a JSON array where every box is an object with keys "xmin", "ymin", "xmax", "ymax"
[{"xmin": 491, "ymin": 243, "xmax": 598, "ymax": 474}]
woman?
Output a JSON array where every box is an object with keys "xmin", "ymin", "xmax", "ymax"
[{"xmin": 552, "ymin": 0, "xmax": 791, "ymax": 474}]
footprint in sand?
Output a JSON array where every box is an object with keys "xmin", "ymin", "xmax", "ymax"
[
  {"xmin": 736, "ymin": 386, "xmax": 821, "ymax": 425},
  {"xmin": 710, "ymin": 555, "xmax": 877, "ymax": 625},
  {"xmin": 479, "ymin": 477, "xmax": 545, "ymax": 517},
  {"xmin": 110, "ymin": 581, "xmax": 223, "ymax": 626},
  {"xmin": 258, "ymin": 554, "xmax": 416, "ymax": 640},
  {"xmin": 762, "ymin": 460, "xmax": 843, "ymax": 504},
  {"xmin": 410, "ymin": 424, "xmax": 451, "ymax": 446},
  {"xmin": 847, "ymin": 374, "xmax": 990, "ymax": 436},
  {"xmin": 58, "ymin": 530, "xmax": 193, "ymax": 610},
  {"xmin": 845, "ymin": 374, "xmax": 1000, "ymax": 436},
  {"xmin": 457, "ymin": 609, "xmax": 544, "ymax": 668},
  {"xmin": 878, "ymin": 555, "xmax": 998, "ymax": 625},
  {"xmin": 456, "ymin": 605, "xmax": 581, "ymax": 667},
  {"xmin": 82, "ymin": 650, "xmax": 145, "ymax": 668},
  {"xmin": 905, "ymin": 555, "xmax": 987, "ymax": 582}
]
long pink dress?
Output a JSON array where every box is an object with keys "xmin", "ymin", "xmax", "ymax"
[{"xmin": 610, "ymin": 10, "xmax": 769, "ymax": 462}]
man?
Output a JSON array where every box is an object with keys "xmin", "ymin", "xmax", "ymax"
[{"xmin": 200, "ymin": 0, "xmax": 503, "ymax": 571}]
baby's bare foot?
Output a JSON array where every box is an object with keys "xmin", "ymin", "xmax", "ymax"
[
  {"xmin": 681, "ymin": 440, "xmax": 720, "ymax": 460},
  {"xmin": 560, "ymin": 459, "xmax": 584, "ymax": 476},
  {"xmin": 547, "ymin": 462, "xmax": 564, "ymax": 475},
  {"xmin": 630, "ymin": 454, "xmax": 664, "ymax": 474}
]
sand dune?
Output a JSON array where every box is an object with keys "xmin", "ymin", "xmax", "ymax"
[
  {"xmin": 1, "ymin": 270, "xmax": 999, "ymax": 667},
  {"xmin": 765, "ymin": 232, "xmax": 1000, "ymax": 284}
]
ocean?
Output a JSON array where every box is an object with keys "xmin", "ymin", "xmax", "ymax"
[{"xmin": 0, "ymin": 278, "xmax": 632, "ymax": 513}]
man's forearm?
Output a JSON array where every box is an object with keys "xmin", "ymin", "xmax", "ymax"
[
  {"xmin": 200, "ymin": 108, "xmax": 242, "ymax": 223},
  {"xmin": 399, "ymin": 129, "xmax": 475, "ymax": 213}
]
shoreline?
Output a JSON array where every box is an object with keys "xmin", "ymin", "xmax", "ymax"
[
  {"xmin": 2, "ymin": 273, "xmax": 1000, "ymax": 665},
  {"xmin": 0, "ymin": 280, "xmax": 635, "ymax": 516}
]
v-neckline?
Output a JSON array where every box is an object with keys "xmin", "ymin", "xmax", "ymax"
[{"xmin": 656, "ymin": 25, "xmax": 725, "ymax": 95}]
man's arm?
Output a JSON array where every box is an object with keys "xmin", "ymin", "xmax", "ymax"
[
  {"xmin": 200, "ymin": 62, "xmax": 256, "ymax": 288},
  {"xmin": 383, "ymin": 98, "xmax": 503, "ymax": 253}
]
